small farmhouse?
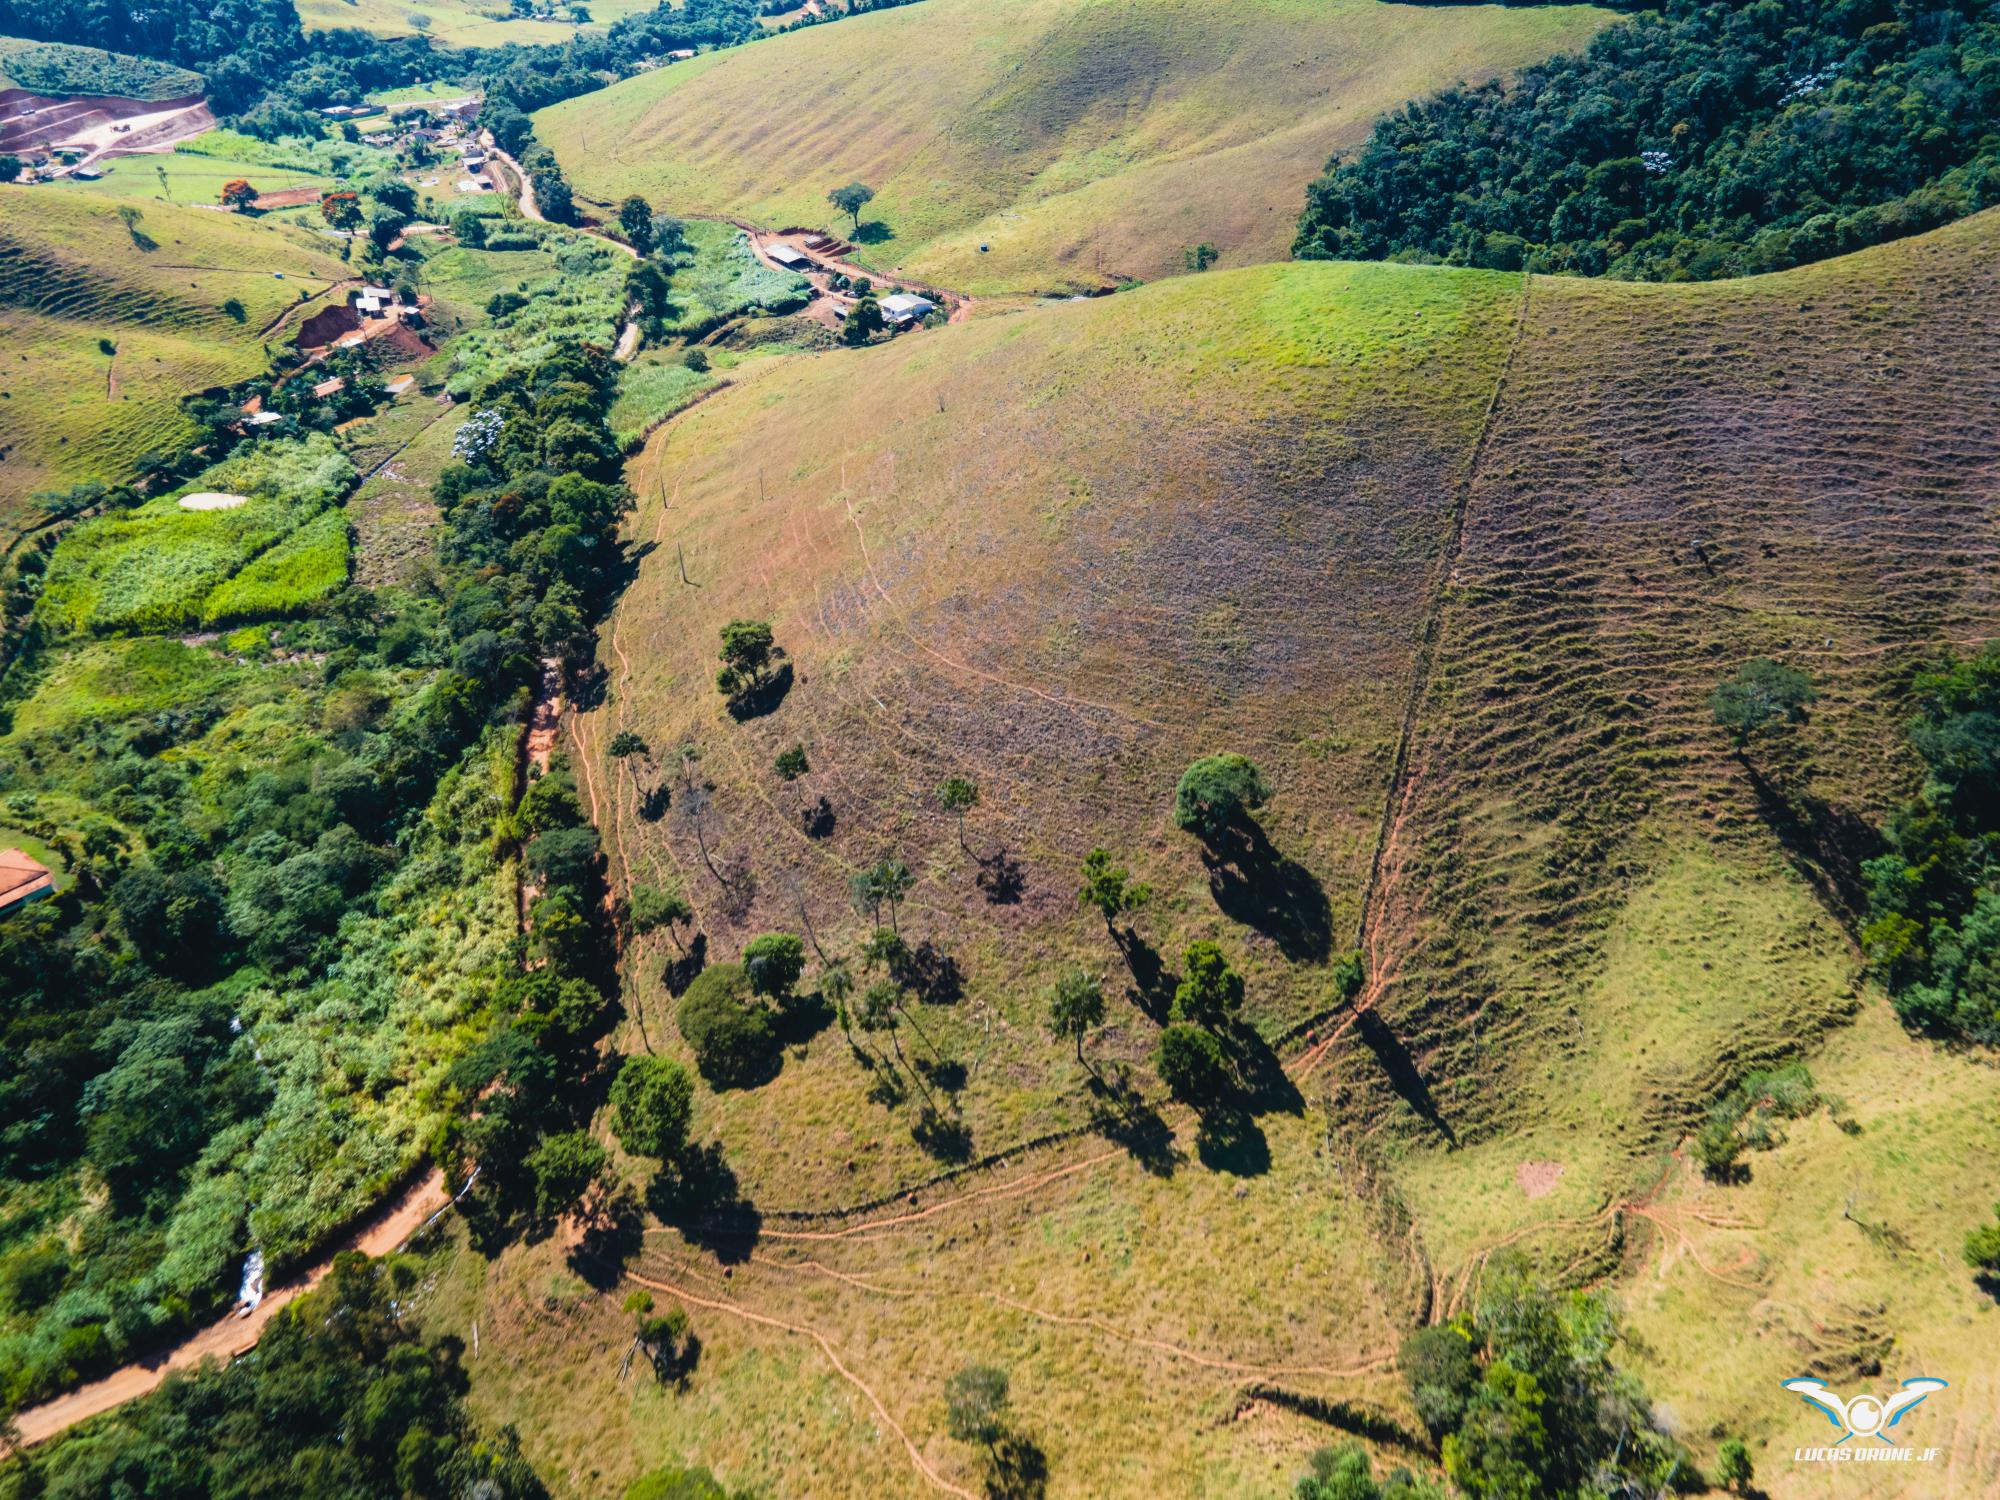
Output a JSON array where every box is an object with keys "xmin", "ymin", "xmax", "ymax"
[
  {"xmin": 880, "ymin": 292, "xmax": 938, "ymax": 326},
  {"xmin": 766, "ymin": 243, "xmax": 811, "ymax": 271},
  {"xmin": 0, "ymin": 849, "xmax": 54, "ymax": 914}
]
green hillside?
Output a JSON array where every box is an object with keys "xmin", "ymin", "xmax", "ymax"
[
  {"xmin": 0, "ymin": 188, "xmax": 347, "ymax": 534},
  {"xmin": 0, "ymin": 36, "xmax": 203, "ymax": 100},
  {"xmin": 293, "ymin": 0, "xmax": 658, "ymax": 47},
  {"xmin": 535, "ymin": 0, "xmax": 1613, "ymax": 296},
  {"xmin": 430, "ymin": 210, "xmax": 2000, "ymax": 1499}
]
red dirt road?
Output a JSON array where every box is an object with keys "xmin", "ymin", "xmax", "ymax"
[{"xmin": 13, "ymin": 1169, "xmax": 447, "ymax": 1448}]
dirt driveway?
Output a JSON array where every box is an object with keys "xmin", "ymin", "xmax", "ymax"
[{"xmin": 741, "ymin": 224, "xmax": 975, "ymax": 326}]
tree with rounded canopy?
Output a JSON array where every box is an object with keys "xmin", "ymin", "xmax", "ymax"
[
  {"xmin": 1046, "ymin": 969, "xmax": 1105, "ymax": 1068},
  {"xmin": 651, "ymin": 214, "xmax": 691, "ymax": 260},
  {"xmin": 1715, "ymin": 1438, "xmax": 1754, "ymax": 1495},
  {"xmin": 1171, "ymin": 940, "xmax": 1244, "ymax": 1027},
  {"xmin": 220, "ymin": 177, "xmax": 258, "ymax": 209},
  {"xmin": 944, "ymin": 1362, "xmax": 1011, "ymax": 1453},
  {"xmin": 742, "ymin": 932, "xmax": 807, "ymax": 1004},
  {"xmin": 528, "ymin": 1130, "xmax": 606, "ymax": 1224},
  {"xmin": 937, "ymin": 776, "xmax": 979, "ymax": 852},
  {"xmin": 1174, "ymin": 753, "xmax": 1270, "ymax": 842},
  {"xmin": 1077, "ymin": 847, "xmax": 1151, "ymax": 932},
  {"xmin": 618, "ymin": 194, "xmax": 655, "ymax": 252},
  {"xmin": 1709, "ymin": 658, "xmax": 1816, "ymax": 746},
  {"xmin": 1156, "ymin": 1023, "xmax": 1230, "ymax": 1104},
  {"xmin": 320, "ymin": 189, "xmax": 362, "ymax": 231},
  {"xmin": 609, "ymin": 730, "xmax": 649, "ymax": 759},
  {"xmin": 609, "ymin": 1054, "xmax": 693, "ymax": 1163},
  {"xmin": 1296, "ymin": 1442, "xmax": 1445, "ymax": 1500},
  {"xmin": 676, "ymin": 963, "xmax": 776, "ymax": 1088},
  {"xmin": 716, "ymin": 619, "xmax": 779, "ymax": 697},
  {"xmin": 828, "ymin": 181, "xmax": 875, "ymax": 234}
]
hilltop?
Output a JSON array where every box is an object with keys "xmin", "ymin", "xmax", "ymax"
[
  {"xmin": 0, "ymin": 37, "xmax": 203, "ymax": 101},
  {"xmin": 534, "ymin": 0, "xmax": 1611, "ymax": 296},
  {"xmin": 442, "ymin": 210, "xmax": 2000, "ymax": 1498},
  {"xmin": 0, "ymin": 188, "xmax": 347, "ymax": 532},
  {"xmin": 292, "ymin": 0, "xmax": 661, "ymax": 48}
]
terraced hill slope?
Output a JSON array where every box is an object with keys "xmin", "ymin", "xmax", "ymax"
[
  {"xmin": 0, "ymin": 188, "xmax": 347, "ymax": 532},
  {"xmin": 501, "ymin": 212, "xmax": 2000, "ymax": 1498},
  {"xmin": 534, "ymin": 0, "xmax": 1612, "ymax": 296}
]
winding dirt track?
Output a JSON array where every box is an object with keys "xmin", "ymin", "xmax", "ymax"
[{"xmin": 13, "ymin": 1169, "xmax": 447, "ymax": 1448}]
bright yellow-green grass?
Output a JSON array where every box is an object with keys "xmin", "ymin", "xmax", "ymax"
[
  {"xmin": 50, "ymin": 152, "xmax": 327, "ymax": 204},
  {"xmin": 0, "ymin": 187, "xmax": 346, "ymax": 530},
  {"xmin": 296, "ymin": 0, "xmax": 656, "ymax": 46},
  {"xmin": 199, "ymin": 505, "xmax": 351, "ymax": 625},
  {"xmin": 536, "ymin": 0, "xmax": 1612, "ymax": 295},
  {"xmin": 436, "ymin": 217, "xmax": 2000, "ymax": 1498}
]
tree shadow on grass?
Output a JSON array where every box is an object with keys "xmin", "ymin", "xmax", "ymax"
[
  {"xmin": 912, "ymin": 1105, "xmax": 972, "ymax": 1162},
  {"xmin": 1193, "ymin": 1106, "xmax": 1270, "ymax": 1177},
  {"xmin": 1200, "ymin": 818, "xmax": 1333, "ymax": 963},
  {"xmin": 663, "ymin": 931, "xmax": 707, "ymax": 996},
  {"xmin": 1111, "ymin": 926, "xmax": 1174, "ymax": 1022},
  {"xmin": 645, "ymin": 1140, "xmax": 761, "ymax": 1263},
  {"xmin": 724, "ymin": 661, "xmax": 793, "ymax": 721},
  {"xmin": 1087, "ymin": 1066, "xmax": 1180, "ymax": 1178},
  {"xmin": 568, "ymin": 1182, "xmax": 644, "ymax": 1289},
  {"xmin": 1221, "ymin": 1021, "xmax": 1303, "ymax": 1119},
  {"xmin": 851, "ymin": 220, "xmax": 893, "ymax": 245},
  {"xmin": 917, "ymin": 1054, "xmax": 967, "ymax": 1095},
  {"xmin": 1357, "ymin": 1009, "xmax": 1456, "ymax": 1147},
  {"xmin": 800, "ymin": 795, "xmax": 836, "ymax": 839},
  {"xmin": 976, "ymin": 847, "xmax": 1024, "ymax": 905},
  {"xmin": 1740, "ymin": 754, "xmax": 1880, "ymax": 931},
  {"xmin": 894, "ymin": 939, "xmax": 964, "ymax": 1005},
  {"xmin": 983, "ymin": 1432, "xmax": 1049, "ymax": 1500},
  {"xmin": 776, "ymin": 990, "xmax": 836, "ymax": 1048}
]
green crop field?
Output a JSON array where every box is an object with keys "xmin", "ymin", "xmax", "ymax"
[
  {"xmin": 35, "ymin": 433, "xmax": 354, "ymax": 634},
  {"xmin": 415, "ymin": 211, "xmax": 2000, "ymax": 1499},
  {"xmin": 0, "ymin": 36, "xmax": 203, "ymax": 100},
  {"xmin": 535, "ymin": 0, "xmax": 1613, "ymax": 296},
  {"xmin": 608, "ymin": 351, "xmax": 719, "ymax": 450},
  {"xmin": 0, "ymin": 187, "xmax": 348, "ymax": 537}
]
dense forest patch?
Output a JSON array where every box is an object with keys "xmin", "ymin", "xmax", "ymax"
[{"xmin": 1296, "ymin": 0, "xmax": 2000, "ymax": 280}]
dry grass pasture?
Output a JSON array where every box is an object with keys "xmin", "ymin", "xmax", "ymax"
[
  {"xmin": 0, "ymin": 187, "xmax": 348, "ymax": 534},
  {"xmin": 432, "ymin": 211, "xmax": 2000, "ymax": 1499},
  {"xmin": 295, "ymin": 0, "xmax": 658, "ymax": 47},
  {"xmin": 533, "ymin": 0, "xmax": 1612, "ymax": 296}
]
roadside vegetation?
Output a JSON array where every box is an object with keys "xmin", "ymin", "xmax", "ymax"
[{"xmin": 0, "ymin": 196, "xmax": 638, "ymax": 1427}]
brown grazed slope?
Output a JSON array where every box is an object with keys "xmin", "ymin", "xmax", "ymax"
[
  {"xmin": 593, "ymin": 259, "xmax": 1523, "ymax": 1198},
  {"xmin": 1366, "ymin": 208, "xmax": 2000, "ymax": 1147}
]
